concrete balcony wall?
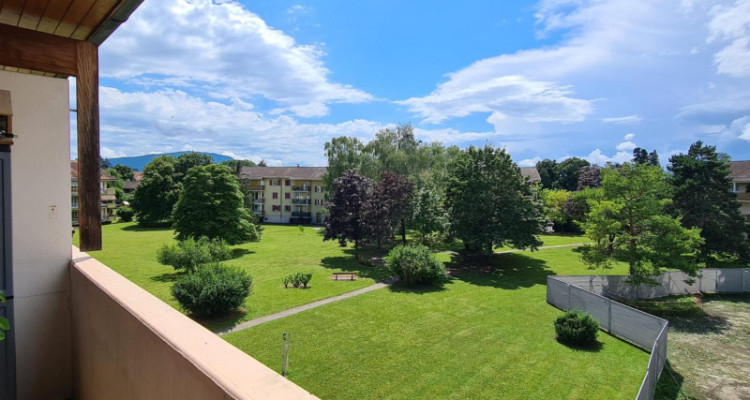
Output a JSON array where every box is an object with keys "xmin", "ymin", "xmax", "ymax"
[{"xmin": 71, "ymin": 248, "xmax": 318, "ymax": 400}]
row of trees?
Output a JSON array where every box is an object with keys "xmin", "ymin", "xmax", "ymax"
[
  {"xmin": 324, "ymin": 140, "xmax": 545, "ymax": 256},
  {"xmin": 553, "ymin": 142, "xmax": 749, "ymax": 282},
  {"xmin": 132, "ymin": 153, "xmax": 261, "ymax": 244}
]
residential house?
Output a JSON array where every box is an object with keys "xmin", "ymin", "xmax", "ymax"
[
  {"xmin": 520, "ymin": 167, "xmax": 542, "ymax": 185},
  {"xmin": 71, "ymin": 161, "xmax": 117, "ymax": 225},
  {"xmin": 122, "ymin": 170, "xmax": 142, "ymax": 195},
  {"xmin": 729, "ymin": 161, "xmax": 750, "ymax": 221},
  {"xmin": 0, "ymin": 2, "xmax": 315, "ymax": 399},
  {"xmin": 240, "ymin": 166, "xmax": 327, "ymax": 224}
]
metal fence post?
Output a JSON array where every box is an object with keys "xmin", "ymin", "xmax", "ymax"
[{"xmin": 607, "ymin": 299, "xmax": 612, "ymax": 333}]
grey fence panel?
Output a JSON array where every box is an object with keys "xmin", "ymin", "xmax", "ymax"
[
  {"xmin": 569, "ymin": 285, "xmax": 611, "ymax": 331},
  {"xmin": 717, "ymin": 269, "xmax": 744, "ymax": 292},
  {"xmin": 745, "ymin": 270, "xmax": 750, "ymax": 292},
  {"xmin": 666, "ymin": 271, "xmax": 700, "ymax": 296},
  {"xmin": 699, "ymin": 269, "xmax": 718, "ymax": 292},
  {"xmin": 609, "ymin": 302, "xmax": 665, "ymax": 351},
  {"xmin": 546, "ymin": 277, "xmax": 570, "ymax": 310}
]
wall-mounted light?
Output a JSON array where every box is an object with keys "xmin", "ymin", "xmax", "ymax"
[{"xmin": 0, "ymin": 90, "xmax": 13, "ymax": 145}]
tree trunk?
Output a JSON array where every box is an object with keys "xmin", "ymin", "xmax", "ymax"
[{"xmin": 401, "ymin": 219, "xmax": 407, "ymax": 244}]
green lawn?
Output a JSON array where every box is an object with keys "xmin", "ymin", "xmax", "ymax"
[
  {"xmin": 76, "ymin": 223, "xmax": 388, "ymax": 330},
  {"xmin": 224, "ymin": 248, "xmax": 648, "ymax": 400}
]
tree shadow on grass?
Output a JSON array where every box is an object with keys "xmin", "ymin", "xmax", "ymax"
[
  {"xmin": 446, "ymin": 252, "xmax": 553, "ymax": 290},
  {"xmin": 555, "ymin": 338, "xmax": 604, "ymax": 353},
  {"xmin": 654, "ymin": 361, "xmax": 697, "ymax": 400},
  {"xmin": 319, "ymin": 254, "xmax": 392, "ymax": 281},
  {"xmin": 193, "ymin": 309, "xmax": 248, "ymax": 332},
  {"xmin": 150, "ymin": 270, "xmax": 186, "ymax": 283},
  {"xmin": 230, "ymin": 248, "xmax": 255, "ymax": 259},
  {"xmin": 667, "ymin": 312, "xmax": 731, "ymax": 335},
  {"xmin": 121, "ymin": 223, "xmax": 173, "ymax": 232},
  {"xmin": 387, "ymin": 279, "xmax": 451, "ymax": 294}
]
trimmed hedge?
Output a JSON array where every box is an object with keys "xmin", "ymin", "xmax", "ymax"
[
  {"xmin": 554, "ymin": 310, "xmax": 600, "ymax": 345},
  {"xmin": 386, "ymin": 245, "xmax": 446, "ymax": 286},
  {"xmin": 117, "ymin": 206, "xmax": 135, "ymax": 222},
  {"xmin": 171, "ymin": 263, "xmax": 252, "ymax": 318},
  {"xmin": 157, "ymin": 237, "xmax": 232, "ymax": 272}
]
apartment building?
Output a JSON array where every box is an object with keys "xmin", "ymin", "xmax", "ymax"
[
  {"xmin": 729, "ymin": 161, "xmax": 750, "ymax": 221},
  {"xmin": 520, "ymin": 167, "xmax": 542, "ymax": 184},
  {"xmin": 71, "ymin": 161, "xmax": 117, "ymax": 225},
  {"xmin": 240, "ymin": 166, "xmax": 327, "ymax": 224}
]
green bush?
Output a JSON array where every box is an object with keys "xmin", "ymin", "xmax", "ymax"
[
  {"xmin": 385, "ymin": 245, "xmax": 447, "ymax": 286},
  {"xmin": 554, "ymin": 310, "xmax": 600, "ymax": 345},
  {"xmin": 283, "ymin": 272, "xmax": 313, "ymax": 288},
  {"xmin": 157, "ymin": 237, "xmax": 232, "ymax": 272},
  {"xmin": 117, "ymin": 206, "xmax": 135, "ymax": 222},
  {"xmin": 171, "ymin": 263, "xmax": 252, "ymax": 318}
]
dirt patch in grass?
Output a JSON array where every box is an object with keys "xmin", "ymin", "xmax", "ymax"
[{"xmin": 650, "ymin": 294, "xmax": 750, "ymax": 400}]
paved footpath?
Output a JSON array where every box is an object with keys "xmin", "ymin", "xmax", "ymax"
[
  {"xmin": 216, "ymin": 278, "xmax": 396, "ymax": 336},
  {"xmin": 494, "ymin": 243, "xmax": 587, "ymax": 254}
]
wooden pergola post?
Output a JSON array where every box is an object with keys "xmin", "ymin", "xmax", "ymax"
[{"xmin": 76, "ymin": 42, "xmax": 101, "ymax": 251}]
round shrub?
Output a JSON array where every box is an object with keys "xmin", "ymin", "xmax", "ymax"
[
  {"xmin": 385, "ymin": 245, "xmax": 447, "ymax": 286},
  {"xmin": 171, "ymin": 263, "xmax": 252, "ymax": 318},
  {"xmin": 554, "ymin": 310, "xmax": 600, "ymax": 345},
  {"xmin": 157, "ymin": 237, "xmax": 232, "ymax": 272},
  {"xmin": 117, "ymin": 206, "xmax": 134, "ymax": 222}
]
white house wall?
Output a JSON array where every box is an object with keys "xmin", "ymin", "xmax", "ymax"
[{"xmin": 0, "ymin": 70, "xmax": 72, "ymax": 399}]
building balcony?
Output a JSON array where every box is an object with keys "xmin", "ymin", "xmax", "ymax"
[
  {"xmin": 292, "ymin": 199, "xmax": 310, "ymax": 205},
  {"xmin": 292, "ymin": 186, "xmax": 310, "ymax": 191},
  {"xmin": 253, "ymin": 198, "xmax": 265, "ymax": 204},
  {"xmin": 247, "ymin": 185, "xmax": 264, "ymax": 191},
  {"xmin": 292, "ymin": 211, "xmax": 312, "ymax": 217},
  {"xmin": 737, "ymin": 193, "xmax": 750, "ymax": 201},
  {"xmin": 69, "ymin": 248, "xmax": 317, "ymax": 399},
  {"xmin": 101, "ymin": 194, "xmax": 116, "ymax": 202}
]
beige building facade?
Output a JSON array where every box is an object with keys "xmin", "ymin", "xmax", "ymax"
[
  {"xmin": 240, "ymin": 166, "xmax": 327, "ymax": 224},
  {"xmin": 71, "ymin": 161, "xmax": 117, "ymax": 225},
  {"xmin": 729, "ymin": 161, "xmax": 750, "ymax": 221}
]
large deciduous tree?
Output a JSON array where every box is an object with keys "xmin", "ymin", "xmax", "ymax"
[
  {"xmin": 668, "ymin": 141, "xmax": 749, "ymax": 262},
  {"xmin": 581, "ymin": 163, "xmax": 703, "ymax": 283},
  {"xmin": 324, "ymin": 170, "xmax": 372, "ymax": 258},
  {"xmin": 172, "ymin": 164, "xmax": 260, "ymax": 244},
  {"xmin": 447, "ymin": 145, "xmax": 544, "ymax": 253},
  {"xmin": 132, "ymin": 156, "xmax": 181, "ymax": 225},
  {"xmin": 409, "ymin": 188, "xmax": 451, "ymax": 245},
  {"xmin": 174, "ymin": 152, "xmax": 214, "ymax": 183}
]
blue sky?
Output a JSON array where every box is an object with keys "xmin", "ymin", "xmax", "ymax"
[{"xmin": 71, "ymin": 0, "xmax": 750, "ymax": 167}]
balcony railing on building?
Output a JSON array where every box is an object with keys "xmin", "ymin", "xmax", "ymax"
[
  {"xmin": 253, "ymin": 197, "xmax": 265, "ymax": 204},
  {"xmin": 737, "ymin": 192, "xmax": 750, "ymax": 201},
  {"xmin": 292, "ymin": 185, "xmax": 310, "ymax": 191},
  {"xmin": 292, "ymin": 198, "xmax": 310, "ymax": 205},
  {"xmin": 247, "ymin": 184, "xmax": 264, "ymax": 191},
  {"xmin": 292, "ymin": 211, "xmax": 311, "ymax": 218}
]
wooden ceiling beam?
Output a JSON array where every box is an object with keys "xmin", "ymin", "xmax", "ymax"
[{"xmin": 0, "ymin": 23, "xmax": 78, "ymax": 76}]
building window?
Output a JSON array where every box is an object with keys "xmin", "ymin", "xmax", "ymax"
[
  {"xmin": 284, "ymin": 205, "xmax": 291, "ymax": 212},
  {"xmin": 285, "ymin": 179, "xmax": 291, "ymax": 186},
  {"xmin": 272, "ymin": 205, "xmax": 280, "ymax": 212},
  {"xmin": 273, "ymin": 192, "xmax": 278, "ymax": 199},
  {"xmin": 315, "ymin": 186, "xmax": 321, "ymax": 193},
  {"xmin": 285, "ymin": 193, "xmax": 291, "ymax": 199}
]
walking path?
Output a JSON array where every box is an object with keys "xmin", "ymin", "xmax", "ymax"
[{"xmin": 216, "ymin": 278, "xmax": 396, "ymax": 336}]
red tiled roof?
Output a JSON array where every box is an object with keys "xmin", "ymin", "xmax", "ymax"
[
  {"xmin": 729, "ymin": 161, "xmax": 750, "ymax": 182},
  {"xmin": 240, "ymin": 166, "xmax": 327, "ymax": 180},
  {"xmin": 71, "ymin": 161, "xmax": 117, "ymax": 181}
]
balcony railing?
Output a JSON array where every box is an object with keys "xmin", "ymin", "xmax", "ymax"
[
  {"xmin": 70, "ymin": 248, "xmax": 318, "ymax": 399},
  {"xmin": 247, "ymin": 185, "xmax": 264, "ymax": 191},
  {"xmin": 254, "ymin": 198, "xmax": 265, "ymax": 203},
  {"xmin": 292, "ymin": 211, "xmax": 311, "ymax": 217},
  {"xmin": 292, "ymin": 186, "xmax": 310, "ymax": 191},
  {"xmin": 737, "ymin": 193, "xmax": 750, "ymax": 201},
  {"xmin": 292, "ymin": 199, "xmax": 310, "ymax": 205}
]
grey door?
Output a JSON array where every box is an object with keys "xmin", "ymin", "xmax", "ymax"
[{"xmin": 0, "ymin": 147, "xmax": 15, "ymax": 400}]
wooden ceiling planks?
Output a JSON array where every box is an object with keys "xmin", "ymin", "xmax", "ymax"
[
  {"xmin": 17, "ymin": 0, "xmax": 49, "ymax": 30},
  {"xmin": 0, "ymin": 0, "xmax": 27, "ymax": 26},
  {"xmin": 36, "ymin": 1, "xmax": 73, "ymax": 34},
  {"xmin": 53, "ymin": 0, "xmax": 96, "ymax": 38},
  {"xmin": 71, "ymin": 0, "xmax": 118, "ymax": 40}
]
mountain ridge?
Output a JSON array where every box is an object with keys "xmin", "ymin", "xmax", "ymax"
[{"xmin": 106, "ymin": 151, "xmax": 234, "ymax": 170}]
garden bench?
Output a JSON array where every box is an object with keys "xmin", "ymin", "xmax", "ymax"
[{"xmin": 332, "ymin": 272, "xmax": 358, "ymax": 281}]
